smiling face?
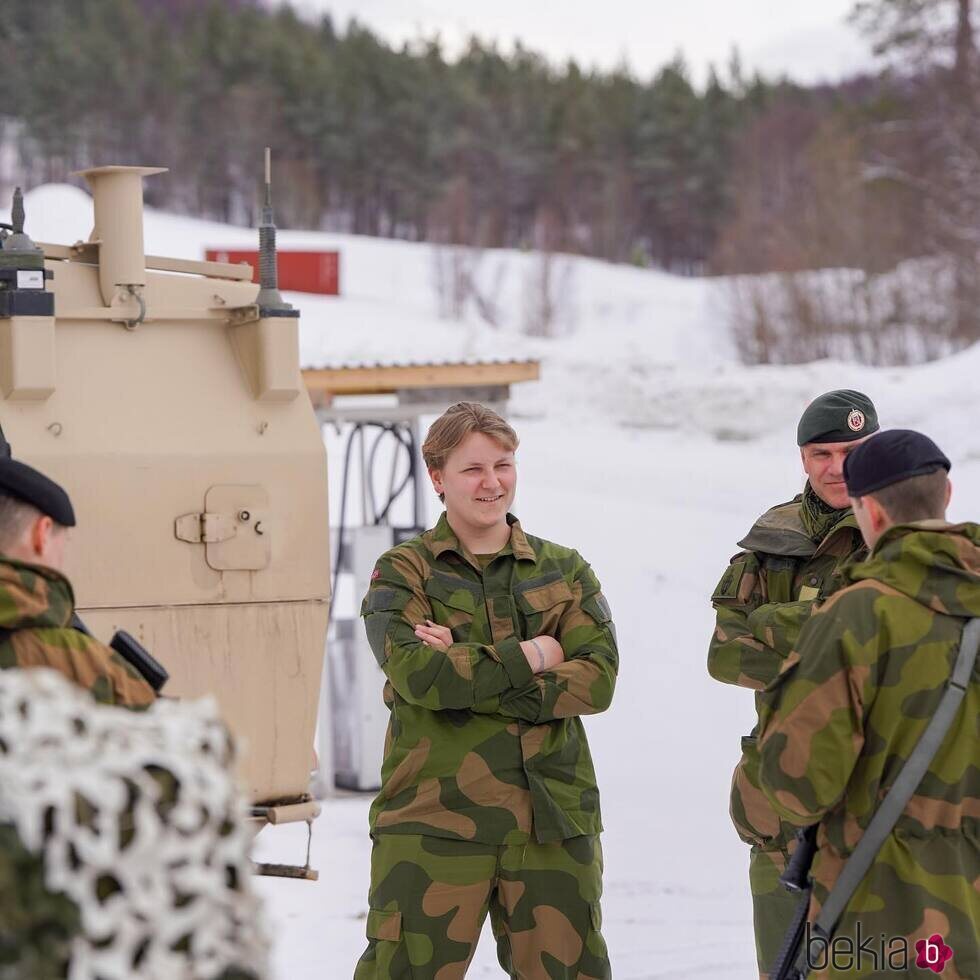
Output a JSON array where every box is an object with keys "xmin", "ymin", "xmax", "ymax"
[
  {"xmin": 801, "ymin": 437, "xmax": 870, "ymax": 509},
  {"xmin": 429, "ymin": 431, "xmax": 516, "ymax": 538}
]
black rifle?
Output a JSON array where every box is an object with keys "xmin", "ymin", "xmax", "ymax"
[
  {"xmin": 770, "ymin": 824, "xmax": 819, "ymax": 980},
  {"xmin": 71, "ymin": 613, "xmax": 169, "ymax": 693}
]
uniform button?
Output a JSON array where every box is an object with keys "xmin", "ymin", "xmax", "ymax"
[{"xmin": 809, "ymin": 576, "xmax": 818, "ymax": 586}]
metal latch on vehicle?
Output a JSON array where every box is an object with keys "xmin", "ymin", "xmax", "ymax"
[
  {"xmin": 174, "ymin": 484, "xmax": 270, "ymax": 571},
  {"xmin": 175, "ymin": 512, "xmax": 236, "ymax": 543}
]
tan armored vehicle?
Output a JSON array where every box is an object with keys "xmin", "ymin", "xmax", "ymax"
[{"xmin": 0, "ymin": 164, "xmax": 329, "ymax": 860}]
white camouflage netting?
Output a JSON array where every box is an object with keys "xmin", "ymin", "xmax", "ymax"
[{"xmin": 0, "ymin": 668, "xmax": 268, "ymax": 980}]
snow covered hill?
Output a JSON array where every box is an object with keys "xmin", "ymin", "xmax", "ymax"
[{"xmin": 7, "ymin": 184, "xmax": 980, "ymax": 979}]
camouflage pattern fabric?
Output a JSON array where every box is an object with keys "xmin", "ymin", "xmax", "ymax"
[
  {"xmin": 708, "ymin": 486, "xmax": 866, "ymax": 978},
  {"xmin": 361, "ymin": 512, "xmax": 617, "ymax": 847},
  {"xmin": 0, "ymin": 822, "xmax": 259, "ymax": 980},
  {"xmin": 0, "ymin": 555, "xmax": 154, "ymax": 708},
  {"xmin": 0, "ymin": 667, "xmax": 266, "ymax": 980},
  {"xmin": 758, "ymin": 521, "xmax": 980, "ymax": 980},
  {"xmin": 354, "ymin": 832, "xmax": 609, "ymax": 980},
  {"xmin": 0, "ymin": 822, "xmax": 79, "ymax": 980}
]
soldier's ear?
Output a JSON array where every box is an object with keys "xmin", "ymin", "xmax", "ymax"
[
  {"xmin": 868, "ymin": 495, "xmax": 892, "ymax": 533},
  {"xmin": 428, "ymin": 466, "xmax": 444, "ymax": 495},
  {"xmin": 944, "ymin": 478, "xmax": 952, "ymax": 509},
  {"xmin": 29, "ymin": 514, "xmax": 54, "ymax": 558}
]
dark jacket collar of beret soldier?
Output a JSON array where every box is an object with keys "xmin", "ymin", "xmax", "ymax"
[
  {"xmin": 426, "ymin": 512, "xmax": 537, "ymax": 562},
  {"xmin": 738, "ymin": 487, "xmax": 860, "ymax": 556}
]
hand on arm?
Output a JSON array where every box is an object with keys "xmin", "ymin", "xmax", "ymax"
[
  {"xmin": 708, "ymin": 552, "xmax": 807, "ymax": 690},
  {"xmin": 363, "ymin": 553, "xmax": 535, "ymax": 711},
  {"xmin": 496, "ymin": 557, "xmax": 617, "ymax": 724},
  {"xmin": 416, "ymin": 621, "xmax": 564, "ymax": 674}
]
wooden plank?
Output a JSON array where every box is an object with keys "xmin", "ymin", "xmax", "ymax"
[
  {"xmin": 302, "ymin": 360, "xmax": 540, "ymax": 395},
  {"xmin": 39, "ymin": 242, "xmax": 254, "ymax": 281}
]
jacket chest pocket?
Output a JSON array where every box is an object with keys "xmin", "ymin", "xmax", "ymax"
[
  {"xmin": 515, "ymin": 575, "xmax": 574, "ymax": 639},
  {"xmin": 763, "ymin": 556, "xmax": 797, "ymax": 604},
  {"xmin": 423, "ymin": 573, "xmax": 481, "ymax": 642},
  {"xmin": 795, "ymin": 557, "xmax": 842, "ymax": 603}
]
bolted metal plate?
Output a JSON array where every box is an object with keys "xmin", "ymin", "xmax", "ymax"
[{"xmin": 203, "ymin": 484, "xmax": 271, "ymax": 571}]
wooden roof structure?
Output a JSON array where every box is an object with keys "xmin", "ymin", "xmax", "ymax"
[{"xmin": 302, "ymin": 359, "xmax": 539, "ymax": 405}]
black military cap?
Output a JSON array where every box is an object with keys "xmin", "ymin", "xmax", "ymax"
[
  {"xmin": 797, "ymin": 389, "xmax": 879, "ymax": 446},
  {"xmin": 0, "ymin": 458, "xmax": 76, "ymax": 526},
  {"xmin": 843, "ymin": 429, "xmax": 950, "ymax": 498}
]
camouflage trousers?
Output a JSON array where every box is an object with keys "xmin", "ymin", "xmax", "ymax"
[
  {"xmin": 731, "ymin": 733, "xmax": 802, "ymax": 979},
  {"xmin": 749, "ymin": 843, "xmax": 801, "ymax": 980},
  {"xmin": 354, "ymin": 832, "xmax": 610, "ymax": 980}
]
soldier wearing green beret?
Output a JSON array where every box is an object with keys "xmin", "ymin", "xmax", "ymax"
[
  {"xmin": 757, "ymin": 430, "xmax": 979, "ymax": 979},
  {"xmin": 0, "ymin": 457, "xmax": 154, "ymax": 709},
  {"xmin": 707, "ymin": 389, "xmax": 878, "ymax": 979}
]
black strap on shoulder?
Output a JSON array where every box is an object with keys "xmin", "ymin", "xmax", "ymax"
[{"xmin": 796, "ymin": 617, "xmax": 980, "ymax": 965}]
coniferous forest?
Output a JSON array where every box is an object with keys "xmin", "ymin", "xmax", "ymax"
[{"xmin": 2, "ymin": 0, "xmax": 979, "ymax": 360}]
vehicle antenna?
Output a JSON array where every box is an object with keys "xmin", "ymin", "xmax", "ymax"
[{"xmin": 256, "ymin": 147, "xmax": 292, "ymax": 314}]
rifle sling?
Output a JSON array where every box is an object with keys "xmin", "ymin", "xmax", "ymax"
[{"xmin": 799, "ymin": 617, "xmax": 980, "ymax": 963}]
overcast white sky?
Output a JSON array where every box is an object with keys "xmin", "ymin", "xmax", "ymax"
[{"xmin": 285, "ymin": 0, "xmax": 876, "ymax": 86}]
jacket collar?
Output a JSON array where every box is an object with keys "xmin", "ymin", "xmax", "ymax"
[
  {"xmin": 0, "ymin": 557, "xmax": 75, "ymax": 631},
  {"xmin": 425, "ymin": 512, "xmax": 536, "ymax": 563}
]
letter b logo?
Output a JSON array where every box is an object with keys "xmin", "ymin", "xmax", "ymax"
[{"xmin": 914, "ymin": 934, "xmax": 953, "ymax": 974}]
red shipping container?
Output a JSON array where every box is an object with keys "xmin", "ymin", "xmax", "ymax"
[{"xmin": 206, "ymin": 249, "xmax": 340, "ymax": 295}]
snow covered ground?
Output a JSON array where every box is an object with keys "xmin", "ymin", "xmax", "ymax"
[{"xmin": 10, "ymin": 184, "xmax": 980, "ymax": 978}]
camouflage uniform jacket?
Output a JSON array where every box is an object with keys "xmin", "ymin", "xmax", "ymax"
[
  {"xmin": 360, "ymin": 513, "xmax": 618, "ymax": 845},
  {"xmin": 0, "ymin": 557, "xmax": 154, "ymax": 708},
  {"xmin": 758, "ymin": 522, "xmax": 980, "ymax": 978},
  {"xmin": 708, "ymin": 488, "xmax": 866, "ymax": 848}
]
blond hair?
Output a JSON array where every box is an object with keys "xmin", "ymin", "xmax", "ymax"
[{"xmin": 422, "ymin": 403, "xmax": 518, "ymax": 500}]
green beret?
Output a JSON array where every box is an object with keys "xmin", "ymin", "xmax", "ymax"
[{"xmin": 797, "ymin": 389, "xmax": 878, "ymax": 446}]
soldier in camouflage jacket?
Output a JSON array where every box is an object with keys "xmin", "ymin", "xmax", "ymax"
[
  {"xmin": 708, "ymin": 390, "xmax": 878, "ymax": 978},
  {"xmin": 0, "ymin": 458, "xmax": 153, "ymax": 708},
  {"xmin": 356, "ymin": 403, "xmax": 616, "ymax": 980},
  {"xmin": 758, "ymin": 431, "xmax": 979, "ymax": 980},
  {"xmin": 0, "ymin": 557, "xmax": 153, "ymax": 708}
]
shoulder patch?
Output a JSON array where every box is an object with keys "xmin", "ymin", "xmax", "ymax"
[
  {"xmin": 582, "ymin": 591, "xmax": 612, "ymax": 624},
  {"xmin": 712, "ymin": 560, "xmax": 746, "ymax": 601},
  {"xmin": 361, "ymin": 587, "xmax": 409, "ymax": 616}
]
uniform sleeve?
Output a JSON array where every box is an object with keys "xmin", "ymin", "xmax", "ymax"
[
  {"xmin": 757, "ymin": 597, "xmax": 871, "ymax": 825},
  {"xmin": 361, "ymin": 550, "xmax": 534, "ymax": 711},
  {"xmin": 708, "ymin": 551, "xmax": 815, "ymax": 690},
  {"xmin": 495, "ymin": 556, "xmax": 618, "ymax": 724}
]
